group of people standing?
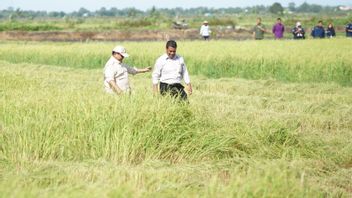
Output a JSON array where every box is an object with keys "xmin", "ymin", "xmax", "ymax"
[
  {"xmin": 103, "ymin": 19, "xmax": 352, "ymax": 100},
  {"xmin": 253, "ymin": 17, "xmax": 352, "ymax": 40},
  {"xmin": 199, "ymin": 18, "xmax": 352, "ymax": 40},
  {"xmin": 103, "ymin": 40, "xmax": 192, "ymax": 101}
]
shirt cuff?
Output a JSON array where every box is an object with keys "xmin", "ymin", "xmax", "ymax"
[
  {"xmin": 152, "ymin": 81, "xmax": 159, "ymax": 85},
  {"xmin": 105, "ymin": 78, "xmax": 114, "ymax": 82}
]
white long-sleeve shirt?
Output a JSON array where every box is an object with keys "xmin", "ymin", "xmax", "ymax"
[
  {"xmin": 200, "ymin": 25, "xmax": 211, "ymax": 36},
  {"xmin": 103, "ymin": 56, "xmax": 137, "ymax": 93},
  {"xmin": 152, "ymin": 54, "xmax": 191, "ymax": 85}
]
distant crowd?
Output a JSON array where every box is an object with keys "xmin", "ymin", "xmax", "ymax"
[{"xmin": 199, "ymin": 18, "xmax": 352, "ymax": 40}]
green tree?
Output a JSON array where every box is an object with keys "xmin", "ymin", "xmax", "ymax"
[
  {"xmin": 269, "ymin": 2, "xmax": 284, "ymax": 15},
  {"xmin": 148, "ymin": 6, "xmax": 160, "ymax": 18},
  {"xmin": 77, "ymin": 7, "xmax": 90, "ymax": 17},
  {"xmin": 288, "ymin": 2, "xmax": 296, "ymax": 12},
  {"xmin": 297, "ymin": 2, "xmax": 310, "ymax": 12},
  {"xmin": 310, "ymin": 4, "xmax": 323, "ymax": 13}
]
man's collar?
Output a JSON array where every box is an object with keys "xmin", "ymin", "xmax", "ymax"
[{"xmin": 164, "ymin": 54, "xmax": 178, "ymax": 60}]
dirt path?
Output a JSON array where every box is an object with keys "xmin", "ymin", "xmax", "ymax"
[{"xmin": 0, "ymin": 29, "xmax": 252, "ymax": 42}]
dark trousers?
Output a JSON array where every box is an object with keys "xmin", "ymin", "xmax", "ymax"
[{"xmin": 160, "ymin": 82, "xmax": 187, "ymax": 100}]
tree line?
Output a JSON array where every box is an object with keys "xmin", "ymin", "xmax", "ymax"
[{"xmin": 0, "ymin": 2, "xmax": 347, "ymax": 19}]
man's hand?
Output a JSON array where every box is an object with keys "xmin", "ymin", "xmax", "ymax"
[
  {"xmin": 153, "ymin": 84, "xmax": 159, "ymax": 95},
  {"xmin": 138, "ymin": 66, "xmax": 152, "ymax": 73},
  {"xmin": 186, "ymin": 84, "xmax": 193, "ymax": 96},
  {"xmin": 109, "ymin": 80, "xmax": 123, "ymax": 95},
  {"xmin": 145, "ymin": 66, "xmax": 152, "ymax": 72}
]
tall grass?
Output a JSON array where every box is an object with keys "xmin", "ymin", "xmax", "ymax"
[
  {"xmin": 0, "ymin": 39, "xmax": 351, "ymax": 85},
  {"xmin": 1, "ymin": 58, "xmax": 351, "ymax": 196}
]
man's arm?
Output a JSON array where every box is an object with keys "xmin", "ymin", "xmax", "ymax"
[
  {"xmin": 108, "ymin": 80, "xmax": 123, "ymax": 95},
  {"xmin": 291, "ymin": 28, "xmax": 295, "ymax": 34},
  {"xmin": 136, "ymin": 66, "xmax": 152, "ymax": 74},
  {"xmin": 258, "ymin": 25, "xmax": 268, "ymax": 33},
  {"xmin": 181, "ymin": 60, "xmax": 192, "ymax": 95},
  {"xmin": 152, "ymin": 59, "xmax": 162, "ymax": 94},
  {"xmin": 104, "ymin": 64, "xmax": 123, "ymax": 95},
  {"xmin": 125, "ymin": 64, "xmax": 151, "ymax": 75},
  {"xmin": 258, "ymin": 26, "xmax": 266, "ymax": 32},
  {"xmin": 251, "ymin": 26, "xmax": 256, "ymax": 39}
]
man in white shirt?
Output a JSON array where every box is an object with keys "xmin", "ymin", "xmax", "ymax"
[
  {"xmin": 200, "ymin": 21, "xmax": 211, "ymax": 40},
  {"xmin": 152, "ymin": 40, "xmax": 192, "ymax": 100},
  {"xmin": 103, "ymin": 45, "xmax": 151, "ymax": 95}
]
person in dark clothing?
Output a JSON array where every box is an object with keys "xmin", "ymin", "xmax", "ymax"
[
  {"xmin": 311, "ymin": 21, "xmax": 325, "ymax": 38},
  {"xmin": 326, "ymin": 23, "xmax": 336, "ymax": 38},
  {"xmin": 346, "ymin": 21, "xmax": 352, "ymax": 37},
  {"xmin": 291, "ymin": 22, "xmax": 305, "ymax": 39}
]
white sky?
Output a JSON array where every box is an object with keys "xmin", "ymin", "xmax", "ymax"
[{"xmin": 0, "ymin": 0, "xmax": 350, "ymax": 12}]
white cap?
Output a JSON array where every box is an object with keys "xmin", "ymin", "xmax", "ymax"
[
  {"xmin": 112, "ymin": 45, "xmax": 129, "ymax": 57},
  {"xmin": 296, "ymin": 22, "xmax": 301, "ymax": 27},
  {"xmin": 203, "ymin": 20, "xmax": 208, "ymax": 24}
]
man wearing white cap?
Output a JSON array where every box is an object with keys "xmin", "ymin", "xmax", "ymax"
[
  {"xmin": 103, "ymin": 45, "xmax": 151, "ymax": 95},
  {"xmin": 291, "ymin": 22, "xmax": 305, "ymax": 39},
  {"xmin": 200, "ymin": 21, "xmax": 211, "ymax": 40}
]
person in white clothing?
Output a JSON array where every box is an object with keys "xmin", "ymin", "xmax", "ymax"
[
  {"xmin": 200, "ymin": 21, "xmax": 211, "ymax": 40},
  {"xmin": 152, "ymin": 40, "xmax": 192, "ymax": 100},
  {"xmin": 103, "ymin": 45, "xmax": 151, "ymax": 95}
]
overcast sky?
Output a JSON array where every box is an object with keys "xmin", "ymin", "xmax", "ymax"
[{"xmin": 0, "ymin": 0, "xmax": 350, "ymax": 12}]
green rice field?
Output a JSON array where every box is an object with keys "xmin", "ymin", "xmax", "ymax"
[{"xmin": 0, "ymin": 39, "xmax": 351, "ymax": 197}]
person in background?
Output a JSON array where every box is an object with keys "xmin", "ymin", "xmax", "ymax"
[
  {"xmin": 346, "ymin": 21, "xmax": 352, "ymax": 38},
  {"xmin": 272, "ymin": 18, "xmax": 285, "ymax": 39},
  {"xmin": 152, "ymin": 40, "xmax": 192, "ymax": 101},
  {"xmin": 291, "ymin": 22, "xmax": 305, "ymax": 39},
  {"xmin": 103, "ymin": 45, "xmax": 151, "ymax": 95},
  {"xmin": 252, "ymin": 17, "xmax": 267, "ymax": 40},
  {"xmin": 200, "ymin": 21, "xmax": 211, "ymax": 40},
  {"xmin": 326, "ymin": 23, "xmax": 336, "ymax": 38},
  {"xmin": 311, "ymin": 21, "xmax": 325, "ymax": 38}
]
